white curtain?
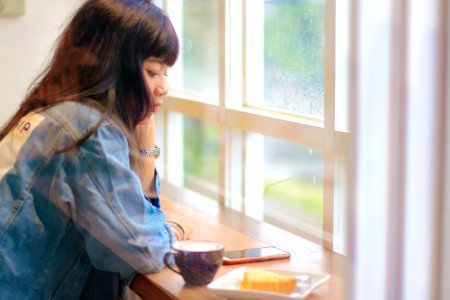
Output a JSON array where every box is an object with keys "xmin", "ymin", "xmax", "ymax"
[{"xmin": 348, "ymin": 0, "xmax": 449, "ymax": 299}]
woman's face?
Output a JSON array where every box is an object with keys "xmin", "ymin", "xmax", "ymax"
[{"xmin": 143, "ymin": 57, "xmax": 169, "ymax": 112}]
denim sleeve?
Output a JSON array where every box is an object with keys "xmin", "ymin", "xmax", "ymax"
[{"xmin": 62, "ymin": 122, "xmax": 175, "ymax": 277}]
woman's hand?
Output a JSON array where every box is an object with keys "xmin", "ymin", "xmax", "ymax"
[{"xmin": 134, "ymin": 114, "xmax": 157, "ymax": 196}]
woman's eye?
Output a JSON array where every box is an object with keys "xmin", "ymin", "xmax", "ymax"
[{"xmin": 146, "ymin": 70, "xmax": 157, "ymax": 77}]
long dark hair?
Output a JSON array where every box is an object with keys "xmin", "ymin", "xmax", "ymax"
[{"xmin": 0, "ymin": 0, "xmax": 178, "ymax": 144}]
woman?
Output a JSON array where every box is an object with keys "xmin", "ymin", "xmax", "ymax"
[{"xmin": 0, "ymin": 0, "xmax": 188, "ymax": 298}]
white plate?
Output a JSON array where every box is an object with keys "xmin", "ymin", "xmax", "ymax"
[{"xmin": 207, "ymin": 267, "xmax": 330, "ymax": 300}]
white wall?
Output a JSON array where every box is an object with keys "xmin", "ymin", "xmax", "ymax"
[{"xmin": 0, "ymin": 1, "xmax": 83, "ymax": 126}]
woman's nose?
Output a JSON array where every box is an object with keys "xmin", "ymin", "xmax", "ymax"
[{"xmin": 155, "ymin": 77, "xmax": 168, "ymax": 96}]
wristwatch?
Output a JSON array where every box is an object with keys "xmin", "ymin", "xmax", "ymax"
[{"xmin": 139, "ymin": 142, "xmax": 160, "ymax": 158}]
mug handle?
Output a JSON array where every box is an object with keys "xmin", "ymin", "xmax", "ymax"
[{"xmin": 163, "ymin": 251, "xmax": 182, "ymax": 275}]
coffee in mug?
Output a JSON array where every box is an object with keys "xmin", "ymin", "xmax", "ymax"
[{"xmin": 163, "ymin": 240, "xmax": 224, "ymax": 286}]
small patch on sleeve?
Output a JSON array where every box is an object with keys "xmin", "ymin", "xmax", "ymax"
[{"xmin": 0, "ymin": 112, "xmax": 45, "ymax": 181}]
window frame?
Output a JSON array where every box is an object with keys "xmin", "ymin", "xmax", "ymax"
[{"xmin": 158, "ymin": 0, "xmax": 346, "ymax": 251}]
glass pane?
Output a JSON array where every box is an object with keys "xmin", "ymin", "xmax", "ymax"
[
  {"xmin": 247, "ymin": 0, "xmax": 325, "ymax": 118},
  {"xmin": 183, "ymin": 116, "xmax": 220, "ymax": 200},
  {"xmin": 263, "ymin": 136, "xmax": 324, "ymax": 238},
  {"xmin": 171, "ymin": 0, "xmax": 219, "ymax": 102}
]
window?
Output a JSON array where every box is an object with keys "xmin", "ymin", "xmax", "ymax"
[{"xmin": 158, "ymin": 0, "xmax": 347, "ymax": 253}]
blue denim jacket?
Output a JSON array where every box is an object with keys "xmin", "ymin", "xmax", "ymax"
[{"xmin": 0, "ymin": 102, "xmax": 175, "ymax": 299}]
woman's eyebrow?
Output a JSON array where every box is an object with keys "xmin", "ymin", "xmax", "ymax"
[{"xmin": 144, "ymin": 57, "xmax": 164, "ymax": 63}]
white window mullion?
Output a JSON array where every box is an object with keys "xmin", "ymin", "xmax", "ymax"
[
  {"xmin": 218, "ymin": 0, "xmax": 227, "ymax": 205},
  {"xmin": 227, "ymin": 128, "xmax": 245, "ymax": 211},
  {"xmin": 223, "ymin": 0, "xmax": 244, "ymax": 209},
  {"xmin": 240, "ymin": 0, "xmax": 264, "ymax": 221},
  {"xmin": 323, "ymin": 0, "xmax": 336, "ymax": 250}
]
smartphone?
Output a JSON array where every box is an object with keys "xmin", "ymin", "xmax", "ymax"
[{"xmin": 222, "ymin": 246, "xmax": 291, "ymax": 265}]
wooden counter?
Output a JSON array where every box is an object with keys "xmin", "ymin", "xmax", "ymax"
[{"xmin": 130, "ymin": 194, "xmax": 347, "ymax": 299}]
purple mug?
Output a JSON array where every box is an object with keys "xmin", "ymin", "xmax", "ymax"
[{"xmin": 164, "ymin": 240, "xmax": 224, "ymax": 286}]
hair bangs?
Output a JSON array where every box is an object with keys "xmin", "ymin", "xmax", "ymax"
[{"xmin": 145, "ymin": 15, "xmax": 179, "ymax": 67}]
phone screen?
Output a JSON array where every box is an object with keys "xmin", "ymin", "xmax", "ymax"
[{"xmin": 224, "ymin": 247, "xmax": 287, "ymax": 259}]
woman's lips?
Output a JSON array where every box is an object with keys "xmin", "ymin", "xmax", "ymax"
[{"xmin": 152, "ymin": 104, "xmax": 161, "ymax": 112}]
